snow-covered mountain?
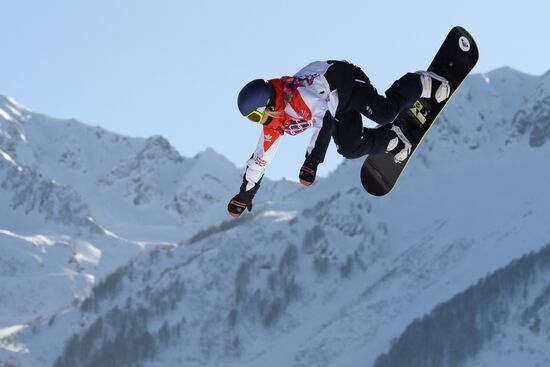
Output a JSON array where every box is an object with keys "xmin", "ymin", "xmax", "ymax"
[
  {"xmin": 1, "ymin": 66, "xmax": 550, "ymax": 367},
  {"xmin": 0, "ymin": 95, "xmax": 298, "ymax": 359},
  {"xmin": 0, "ymin": 96, "xmax": 298, "ymax": 242}
]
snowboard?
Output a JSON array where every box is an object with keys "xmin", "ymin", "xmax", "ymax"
[{"xmin": 360, "ymin": 26, "xmax": 479, "ymax": 196}]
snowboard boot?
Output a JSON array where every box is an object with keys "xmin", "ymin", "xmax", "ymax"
[
  {"xmin": 387, "ymin": 125, "xmax": 412, "ymax": 164},
  {"xmin": 416, "ymin": 71, "xmax": 450, "ymax": 103}
]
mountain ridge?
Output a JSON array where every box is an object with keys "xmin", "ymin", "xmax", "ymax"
[{"xmin": 1, "ymin": 66, "xmax": 549, "ymax": 367}]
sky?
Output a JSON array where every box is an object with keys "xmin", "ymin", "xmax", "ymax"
[{"xmin": 1, "ymin": 0, "xmax": 549, "ymax": 181}]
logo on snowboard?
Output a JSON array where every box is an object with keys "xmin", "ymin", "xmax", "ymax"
[
  {"xmin": 459, "ymin": 36, "xmax": 471, "ymax": 52},
  {"xmin": 410, "ymin": 101, "xmax": 427, "ymax": 125}
]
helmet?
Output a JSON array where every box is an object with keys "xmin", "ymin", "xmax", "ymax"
[{"xmin": 237, "ymin": 79, "xmax": 275, "ymax": 116}]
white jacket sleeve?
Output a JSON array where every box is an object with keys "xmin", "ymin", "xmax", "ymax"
[{"xmin": 244, "ymin": 126, "xmax": 282, "ymax": 191}]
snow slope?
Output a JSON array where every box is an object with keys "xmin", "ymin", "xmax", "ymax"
[
  {"xmin": 1, "ymin": 67, "xmax": 550, "ymax": 367},
  {"xmin": 0, "ymin": 95, "xmax": 299, "ymax": 242},
  {"xmin": 0, "ymin": 91, "xmax": 299, "ymax": 363}
]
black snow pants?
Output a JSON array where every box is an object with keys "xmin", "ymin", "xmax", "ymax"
[{"xmin": 306, "ymin": 60, "xmax": 422, "ymax": 164}]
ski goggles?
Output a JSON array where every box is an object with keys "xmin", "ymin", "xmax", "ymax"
[{"xmin": 246, "ymin": 106, "xmax": 266, "ymax": 124}]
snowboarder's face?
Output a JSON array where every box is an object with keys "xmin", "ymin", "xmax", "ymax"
[
  {"xmin": 261, "ymin": 107, "xmax": 285, "ymax": 126},
  {"xmin": 260, "ymin": 108, "xmax": 274, "ymax": 125},
  {"xmin": 247, "ymin": 106, "xmax": 277, "ymax": 125}
]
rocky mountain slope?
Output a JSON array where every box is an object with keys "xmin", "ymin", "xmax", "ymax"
[{"xmin": 1, "ymin": 67, "xmax": 549, "ymax": 367}]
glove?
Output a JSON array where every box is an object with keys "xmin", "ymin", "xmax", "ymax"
[
  {"xmin": 227, "ymin": 193, "xmax": 253, "ymax": 218},
  {"xmin": 299, "ymin": 161, "xmax": 318, "ymax": 186},
  {"xmin": 228, "ymin": 173, "xmax": 262, "ymax": 217}
]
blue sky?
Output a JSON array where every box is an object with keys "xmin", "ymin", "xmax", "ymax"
[{"xmin": 1, "ymin": 0, "xmax": 549, "ymax": 181}]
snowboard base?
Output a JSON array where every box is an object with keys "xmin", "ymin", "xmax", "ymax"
[{"xmin": 361, "ymin": 26, "xmax": 479, "ymax": 196}]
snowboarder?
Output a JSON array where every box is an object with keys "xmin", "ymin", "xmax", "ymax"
[{"xmin": 227, "ymin": 60, "xmax": 450, "ymax": 217}]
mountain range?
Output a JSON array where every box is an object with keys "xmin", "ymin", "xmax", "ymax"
[{"xmin": 1, "ymin": 66, "xmax": 549, "ymax": 367}]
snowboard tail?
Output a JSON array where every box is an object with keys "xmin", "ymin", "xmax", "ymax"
[{"xmin": 360, "ymin": 26, "xmax": 479, "ymax": 196}]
